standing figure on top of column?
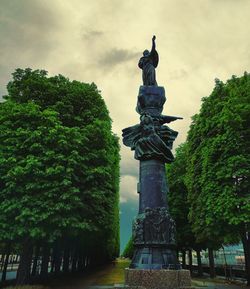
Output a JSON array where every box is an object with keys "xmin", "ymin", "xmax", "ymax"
[{"xmin": 138, "ymin": 35, "xmax": 159, "ymax": 86}]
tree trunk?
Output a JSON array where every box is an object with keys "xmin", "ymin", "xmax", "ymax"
[
  {"xmin": 1, "ymin": 243, "xmax": 11, "ymax": 282},
  {"xmin": 222, "ymin": 246, "xmax": 228, "ymax": 279},
  {"xmin": 40, "ymin": 245, "xmax": 50, "ymax": 278},
  {"xmin": 63, "ymin": 245, "xmax": 70, "ymax": 273},
  {"xmin": 196, "ymin": 249, "xmax": 203, "ymax": 276},
  {"xmin": 0, "ymin": 254, "xmax": 4, "ymax": 271},
  {"xmin": 16, "ymin": 240, "xmax": 33, "ymax": 285},
  {"xmin": 77, "ymin": 251, "xmax": 84, "ymax": 272},
  {"xmin": 188, "ymin": 249, "xmax": 193, "ymax": 275},
  {"xmin": 50, "ymin": 254, "xmax": 55, "ymax": 274},
  {"xmin": 71, "ymin": 247, "xmax": 78, "ymax": 273},
  {"xmin": 54, "ymin": 245, "xmax": 62, "ymax": 275},
  {"xmin": 208, "ymin": 248, "xmax": 216, "ymax": 278},
  {"xmin": 14, "ymin": 254, "xmax": 18, "ymax": 263},
  {"xmin": 10, "ymin": 254, "xmax": 14, "ymax": 270},
  {"xmin": 181, "ymin": 250, "xmax": 186, "ymax": 268},
  {"xmin": 31, "ymin": 245, "xmax": 40, "ymax": 276},
  {"xmin": 242, "ymin": 231, "xmax": 250, "ymax": 286},
  {"xmin": 176, "ymin": 249, "xmax": 179, "ymax": 264}
]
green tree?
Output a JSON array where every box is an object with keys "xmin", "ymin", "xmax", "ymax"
[
  {"xmin": 167, "ymin": 143, "xmax": 205, "ymax": 275},
  {"xmin": 186, "ymin": 73, "xmax": 250, "ymax": 283},
  {"xmin": 0, "ymin": 69, "xmax": 120, "ymax": 284},
  {"xmin": 167, "ymin": 144, "xmax": 193, "ymax": 249},
  {"xmin": 122, "ymin": 237, "xmax": 134, "ymax": 259}
]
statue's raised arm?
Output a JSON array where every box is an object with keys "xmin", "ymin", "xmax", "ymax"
[
  {"xmin": 138, "ymin": 35, "xmax": 159, "ymax": 86},
  {"xmin": 151, "ymin": 35, "xmax": 159, "ymax": 68}
]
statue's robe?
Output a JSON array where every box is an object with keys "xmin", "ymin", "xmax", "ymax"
[
  {"xmin": 122, "ymin": 122, "xmax": 178, "ymax": 163},
  {"xmin": 138, "ymin": 49, "xmax": 159, "ymax": 86}
]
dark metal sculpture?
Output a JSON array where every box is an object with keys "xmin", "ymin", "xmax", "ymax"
[
  {"xmin": 138, "ymin": 36, "xmax": 159, "ymax": 86},
  {"xmin": 122, "ymin": 36, "xmax": 182, "ymax": 270}
]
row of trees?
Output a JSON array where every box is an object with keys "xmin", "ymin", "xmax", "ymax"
[
  {"xmin": 167, "ymin": 73, "xmax": 250, "ymax": 284},
  {"xmin": 0, "ymin": 69, "xmax": 120, "ymax": 285}
]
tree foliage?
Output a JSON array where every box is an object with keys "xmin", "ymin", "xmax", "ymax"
[
  {"xmin": 122, "ymin": 237, "xmax": 134, "ymax": 259},
  {"xmin": 185, "ymin": 73, "xmax": 250, "ymax": 282},
  {"xmin": 0, "ymin": 68, "xmax": 120, "ymax": 284},
  {"xmin": 167, "ymin": 143, "xmax": 195, "ymax": 250},
  {"xmin": 167, "ymin": 143, "xmax": 205, "ymax": 275},
  {"xmin": 186, "ymin": 73, "xmax": 250, "ymax": 243}
]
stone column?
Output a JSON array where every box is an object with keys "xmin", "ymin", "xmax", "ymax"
[
  {"xmin": 139, "ymin": 159, "xmax": 167, "ymax": 213},
  {"xmin": 122, "ymin": 85, "xmax": 191, "ymax": 288}
]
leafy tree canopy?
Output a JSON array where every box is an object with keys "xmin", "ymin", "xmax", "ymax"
[
  {"xmin": 186, "ymin": 73, "xmax": 250, "ymax": 244},
  {"xmin": 122, "ymin": 237, "xmax": 134, "ymax": 259},
  {"xmin": 0, "ymin": 68, "xmax": 120, "ymax": 260},
  {"xmin": 167, "ymin": 143, "xmax": 194, "ymax": 249}
]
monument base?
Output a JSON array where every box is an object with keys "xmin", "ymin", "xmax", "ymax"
[{"xmin": 124, "ymin": 268, "xmax": 191, "ymax": 289}]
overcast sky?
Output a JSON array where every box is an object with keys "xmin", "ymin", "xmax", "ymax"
[{"xmin": 1, "ymin": 0, "xmax": 250, "ymax": 251}]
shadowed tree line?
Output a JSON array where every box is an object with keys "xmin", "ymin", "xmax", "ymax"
[
  {"xmin": 122, "ymin": 238, "xmax": 134, "ymax": 260},
  {"xmin": 0, "ymin": 69, "xmax": 120, "ymax": 285},
  {"xmin": 167, "ymin": 73, "xmax": 250, "ymax": 284}
]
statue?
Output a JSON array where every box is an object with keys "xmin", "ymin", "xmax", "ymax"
[
  {"xmin": 122, "ymin": 35, "xmax": 183, "ymax": 271},
  {"xmin": 122, "ymin": 114, "xmax": 179, "ymax": 163},
  {"xmin": 138, "ymin": 35, "xmax": 159, "ymax": 86},
  {"xmin": 133, "ymin": 214, "xmax": 144, "ymax": 244}
]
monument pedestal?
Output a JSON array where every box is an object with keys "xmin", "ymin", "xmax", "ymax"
[{"xmin": 124, "ymin": 268, "xmax": 191, "ymax": 289}]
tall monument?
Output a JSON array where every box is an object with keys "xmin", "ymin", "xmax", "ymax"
[{"xmin": 122, "ymin": 36, "xmax": 191, "ymax": 289}]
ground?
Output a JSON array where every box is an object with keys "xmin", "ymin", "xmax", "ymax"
[{"xmin": 4, "ymin": 259, "xmax": 249, "ymax": 289}]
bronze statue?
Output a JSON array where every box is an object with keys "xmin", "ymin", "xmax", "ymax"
[
  {"xmin": 122, "ymin": 35, "xmax": 183, "ymax": 270},
  {"xmin": 122, "ymin": 114, "xmax": 178, "ymax": 163},
  {"xmin": 138, "ymin": 36, "xmax": 159, "ymax": 86}
]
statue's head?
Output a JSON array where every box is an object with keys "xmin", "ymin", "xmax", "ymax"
[{"xmin": 143, "ymin": 49, "xmax": 150, "ymax": 57}]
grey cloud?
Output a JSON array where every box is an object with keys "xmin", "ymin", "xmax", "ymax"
[
  {"xmin": 120, "ymin": 146, "xmax": 139, "ymax": 178},
  {"xmin": 168, "ymin": 69, "xmax": 188, "ymax": 80},
  {"xmin": 0, "ymin": 64, "xmax": 9, "ymax": 98},
  {"xmin": 0, "ymin": 0, "xmax": 250, "ymax": 252},
  {"xmin": 0, "ymin": 0, "xmax": 56, "ymax": 24},
  {"xmin": 0, "ymin": 0, "xmax": 62, "ymax": 97},
  {"xmin": 0, "ymin": 0, "xmax": 58, "ymax": 54},
  {"xmin": 120, "ymin": 198, "xmax": 137, "ymax": 250},
  {"xmin": 120, "ymin": 174, "xmax": 138, "ymax": 204},
  {"xmin": 98, "ymin": 48, "xmax": 140, "ymax": 68},
  {"xmin": 0, "ymin": 90, "xmax": 5, "ymax": 101},
  {"xmin": 82, "ymin": 29, "xmax": 104, "ymax": 40},
  {"xmin": 120, "ymin": 164, "xmax": 138, "ymax": 179}
]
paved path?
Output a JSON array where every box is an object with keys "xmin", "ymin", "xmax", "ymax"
[
  {"xmin": 192, "ymin": 279, "xmax": 247, "ymax": 289},
  {"xmin": 205, "ymin": 285, "xmax": 245, "ymax": 289},
  {"xmin": 47, "ymin": 260, "xmax": 129, "ymax": 289},
  {"xmin": 1, "ymin": 260, "xmax": 248, "ymax": 289},
  {"xmin": 47, "ymin": 260, "xmax": 249, "ymax": 289}
]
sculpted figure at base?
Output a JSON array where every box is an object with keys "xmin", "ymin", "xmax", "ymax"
[
  {"xmin": 132, "ymin": 207, "xmax": 176, "ymax": 245},
  {"xmin": 139, "ymin": 35, "xmax": 159, "ymax": 86}
]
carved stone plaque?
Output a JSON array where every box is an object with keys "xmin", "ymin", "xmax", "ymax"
[{"xmin": 133, "ymin": 207, "xmax": 176, "ymax": 246}]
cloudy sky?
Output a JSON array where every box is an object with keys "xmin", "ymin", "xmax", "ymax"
[{"xmin": 1, "ymin": 0, "xmax": 250, "ymax": 251}]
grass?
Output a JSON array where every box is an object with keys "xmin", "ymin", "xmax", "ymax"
[
  {"xmin": 3, "ymin": 260, "xmax": 245, "ymax": 288},
  {"xmin": 5, "ymin": 287, "xmax": 48, "ymax": 289},
  {"xmin": 191, "ymin": 279, "xmax": 208, "ymax": 287},
  {"xmin": 93, "ymin": 258, "xmax": 130, "ymax": 285}
]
